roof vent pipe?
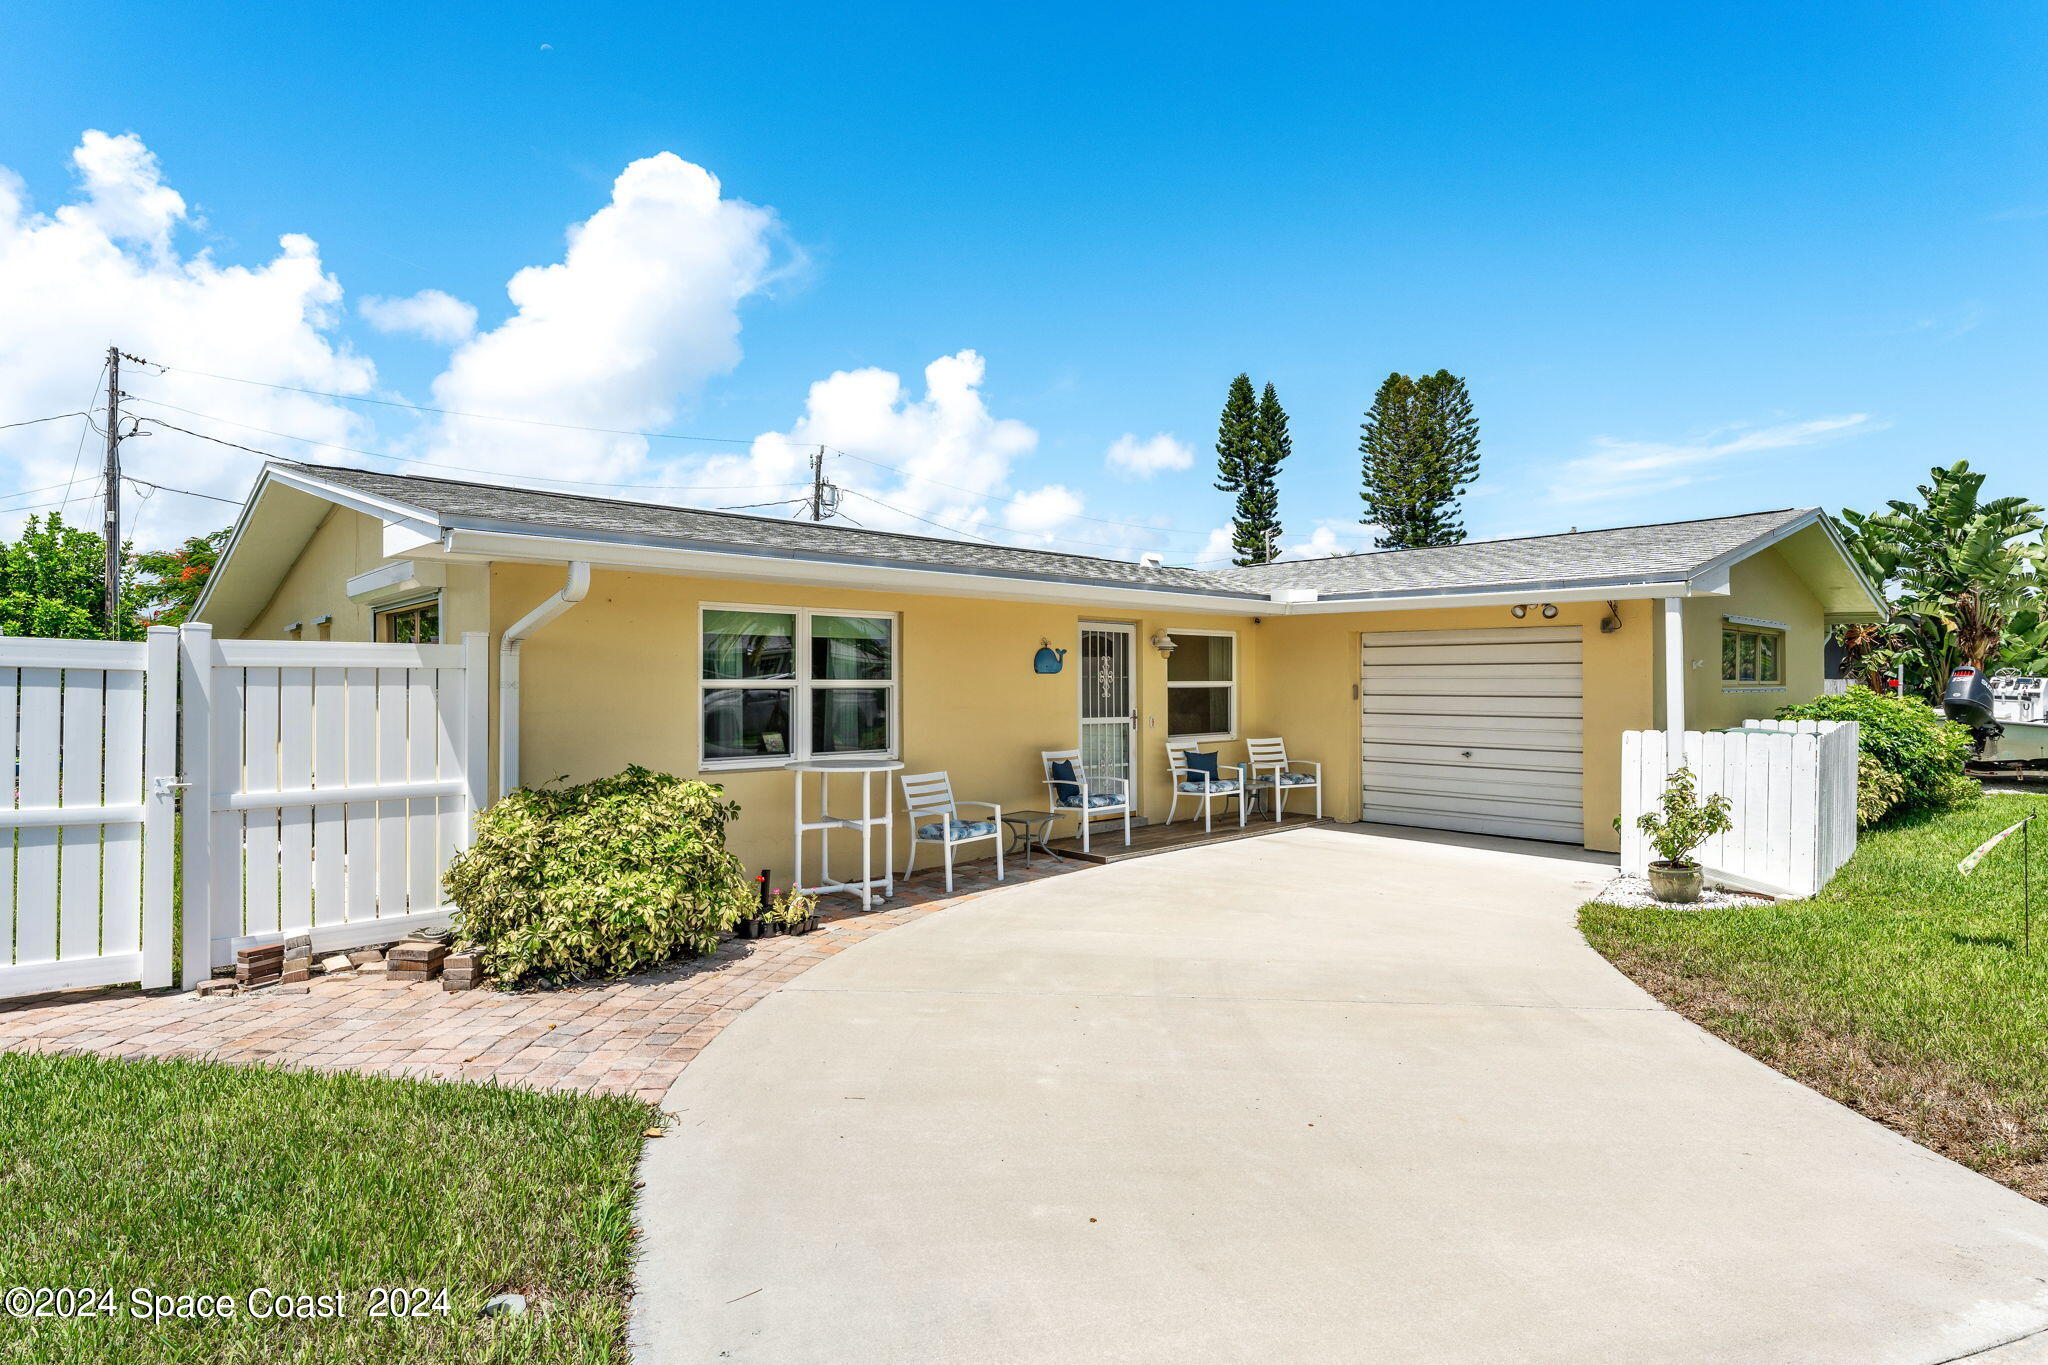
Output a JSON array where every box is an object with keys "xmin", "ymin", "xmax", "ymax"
[{"xmin": 499, "ymin": 561, "xmax": 592, "ymax": 798}]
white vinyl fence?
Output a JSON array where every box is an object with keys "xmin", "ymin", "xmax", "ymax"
[
  {"xmin": 1622, "ymin": 719, "xmax": 1859, "ymax": 898},
  {"xmin": 0, "ymin": 625, "xmax": 486, "ymax": 1000}
]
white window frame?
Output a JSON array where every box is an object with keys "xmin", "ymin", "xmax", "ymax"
[
  {"xmin": 374, "ymin": 592, "xmax": 442, "ymax": 644},
  {"xmin": 1165, "ymin": 627, "xmax": 1237, "ymax": 743},
  {"xmin": 698, "ymin": 603, "xmax": 900, "ymax": 771}
]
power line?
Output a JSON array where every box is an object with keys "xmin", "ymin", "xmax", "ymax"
[
  {"xmin": 124, "ymin": 395, "xmax": 806, "ymax": 494},
  {"xmin": 150, "ymin": 361, "xmax": 765, "ymax": 446},
  {"xmin": 0, "ymin": 411, "xmax": 90, "ymax": 432},
  {"xmin": 123, "ymin": 475, "xmax": 242, "ymax": 506}
]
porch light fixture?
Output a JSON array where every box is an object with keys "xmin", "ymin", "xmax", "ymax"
[
  {"xmin": 1150, "ymin": 629, "xmax": 1177, "ymax": 658},
  {"xmin": 1541, "ymin": 603, "xmax": 1559, "ymax": 619},
  {"xmin": 1510, "ymin": 605, "xmax": 1528, "ymax": 619}
]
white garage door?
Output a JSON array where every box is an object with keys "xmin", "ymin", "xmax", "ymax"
[{"xmin": 1360, "ymin": 625, "xmax": 1585, "ymax": 844}]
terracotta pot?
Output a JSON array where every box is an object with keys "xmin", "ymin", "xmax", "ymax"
[{"xmin": 1648, "ymin": 861, "xmax": 1704, "ymax": 905}]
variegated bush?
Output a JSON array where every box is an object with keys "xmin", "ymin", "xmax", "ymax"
[{"xmin": 443, "ymin": 766, "xmax": 751, "ymax": 989}]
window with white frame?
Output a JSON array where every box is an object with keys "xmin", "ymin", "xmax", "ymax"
[
  {"xmin": 699, "ymin": 606, "xmax": 897, "ymax": 765},
  {"xmin": 1166, "ymin": 630, "xmax": 1235, "ymax": 740}
]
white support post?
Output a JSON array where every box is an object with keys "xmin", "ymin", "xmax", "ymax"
[
  {"xmin": 461, "ymin": 631, "xmax": 490, "ymax": 839},
  {"xmin": 139, "ymin": 626, "xmax": 179, "ymax": 989},
  {"xmin": 1663, "ymin": 596, "xmax": 1687, "ymax": 769},
  {"xmin": 177, "ymin": 623, "xmax": 215, "ymax": 988}
]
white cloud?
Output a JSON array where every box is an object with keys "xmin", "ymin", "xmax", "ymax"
[
  {"xmin": 359, "ymin": 289, "xmax": 477, "ymax": 345},
  {"xmin": 1105, "ymin": 431, "xmax": 1193, "ymax": 478},
  {"xmin": 1282, "ymin": 520, "xmax": 1378, "ymax": 559},
  {"xmin": 1549, "ymin": 414, "xmax": 1877, "ymax": 503},
  {"xmin": 687, "ymin": 349, "xmax": 1074, "ymax": 539},
  {"xmin": 0, "ymin": 131, "xmax": 373, "ymax": 543},
  {"xmin": 422, "ymin": 152, "xmax": 782, "ymax": 483}
]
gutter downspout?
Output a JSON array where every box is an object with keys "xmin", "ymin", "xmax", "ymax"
[{"xmin": 499, "ymin": 561, "xmax": 591, "ymax": 798}]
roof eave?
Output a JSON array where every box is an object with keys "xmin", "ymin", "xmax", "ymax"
[{"xmin": 437, "ymin": 526, "xmax": 1274, "ymax": 615}]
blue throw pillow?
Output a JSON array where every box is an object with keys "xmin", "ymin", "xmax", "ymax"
[
  {"xmin": 1050, "ymin": 759, "xmax": 1081, "ymax": 804},
  {"xmin": 1184, "ymin": 750, "xmax": 1221, "ymax": 784}
]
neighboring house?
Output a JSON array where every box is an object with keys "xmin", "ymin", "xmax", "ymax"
[{"xmin": 195, "ymin": 462, "xmax": 1883, "ymax": 870}]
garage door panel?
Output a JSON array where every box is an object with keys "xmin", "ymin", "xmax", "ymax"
[
  {"xmin": 1361, "ymin": 626, "xmax": 1585, "ymax": 845},
  {"xmin": 1361, "ymin": 626, "xmax": 1581, "ymax": 647},
  {"xmin": 1361, "ymin": 805, "xmax": 1583, "ymax": 842},
  {"xmin": 1364, "ymin": 741, "xmax": 1583, "ymax": 772},
  {"xmin": 1366, "ymin": 770, "xmax": 1583, "ymax": 806},
  {"xmin": 1362, "ymin": 694, "xmax": 1584, "ymax": 718},
  {"xmin": 1365, "ymin": 786, "xmax": 1579, "ymax": 823},
  {"xmin": 1364, "ymin": 714, "xmax": 1584, "ymax": 742},
  {"xmin": 1361, "ymin": 642, "xmax": 1582, "ymax": 667},
  {"xmin": 1361, "ymin": 661, "xmax": 1583, "ymax": 682},
  {"xmin": 1360, "ymin": 673, "xmax": 1582, "ymax": 699}
]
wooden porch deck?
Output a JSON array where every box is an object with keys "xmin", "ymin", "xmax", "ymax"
[{"xmin": 1043, "ymin": 812, "xmax": 1328, "ymax": 865}]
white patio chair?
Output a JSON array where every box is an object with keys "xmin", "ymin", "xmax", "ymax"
[
  {"xmin": 900, "ymin": 770, "xmax": 1003, "ymax": 894},
  {"xmin": 1165, "ymin": 741, "xmax": 1245, "ymax": 834},
  {"xmin": 1241, "ymin": 737, "xmax": 1322, "ymax": 822},
  {"xmin": 1040, "ymin": 748, "xmax": 1132, "ymax": 855}
]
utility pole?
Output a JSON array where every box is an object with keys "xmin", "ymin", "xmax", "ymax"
[
  {"xmin": 103, "ymin": 346, "xmax": 122, "ymax": 637},
  {"xmin": 809, "ymin": 445, "xmax": 826, "ymax": 521}
]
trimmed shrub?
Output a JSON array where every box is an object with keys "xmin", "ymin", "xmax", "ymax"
[
  {"xmin": 1776, "ymin": 686, "xmax": 1976, "ymax": 825},
  {"xmin": 444, "ymin": 767, "xmax": 752, "ymax": 989},
  {"xmin": 1856, "ymin": 751, "xmax": 1906, "ymax": 829}
]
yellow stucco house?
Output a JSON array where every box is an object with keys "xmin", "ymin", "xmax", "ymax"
[{"xmin": 195, "ymin": 461, "xmax": 1883, "ymax": 871}]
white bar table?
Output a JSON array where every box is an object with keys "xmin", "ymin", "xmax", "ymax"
[{"xmin": 788, "ymin": 758, "xmax": 904, "ymax": 910}]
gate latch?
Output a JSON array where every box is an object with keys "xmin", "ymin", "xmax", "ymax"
[{"xmin": 153, "ymin": 777, "xmax": 192, "ymax": 798}]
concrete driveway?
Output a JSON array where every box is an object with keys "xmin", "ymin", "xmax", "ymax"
[{"xmin": 635, "ymin": 824, "xmax": 2048, "ymax": 1364}]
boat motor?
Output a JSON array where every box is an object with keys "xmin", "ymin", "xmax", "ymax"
[{"xmin": 1943, "ymin": 667, "xmax": 2001, "ymax": 753}]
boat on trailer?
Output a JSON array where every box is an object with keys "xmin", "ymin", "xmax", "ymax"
[{"xmin": 1942, "ymin": 667, "xmax": 2048, "ymax": 769}]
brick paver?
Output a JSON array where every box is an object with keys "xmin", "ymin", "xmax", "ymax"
[{"xmin": 0, "ymin": 857, "xmax": 1077, "ymax": 1106}]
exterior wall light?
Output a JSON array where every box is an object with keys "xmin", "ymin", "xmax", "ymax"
[
  {"xmin": 1150, "ymin": 629, "xmax": 1177, "ymax": 657},
  {"xmin": 1510, "ymin": 605, "xmax": 1528, "ymax": 619},
  {"xmin": 1541, "ymin": 603, "xmax": 1559, "ymax": 619}
]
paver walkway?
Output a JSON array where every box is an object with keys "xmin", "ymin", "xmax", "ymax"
[{"xmin": 0, "ymin": 858, "xmax": 1075, "ymax": 1105}]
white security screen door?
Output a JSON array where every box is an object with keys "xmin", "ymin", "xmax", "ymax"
[{"xmin": 1078, "ymin": 624, "xmax": 1137, "ymax": 792}]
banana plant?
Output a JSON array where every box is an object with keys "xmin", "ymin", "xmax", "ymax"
[{"xmin": 1831, "ymin": 461, "xmax": 2046, "ymax": 697}]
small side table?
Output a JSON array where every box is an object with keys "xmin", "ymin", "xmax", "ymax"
[{"xmin": 1000, "ymin": 810, "xmax": 1060, "ymax": 867}]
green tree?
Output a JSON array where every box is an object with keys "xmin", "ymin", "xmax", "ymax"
[
  {"xmin": 1835, "ymin": 461, "xmax": 2046, "ymax": 698},
  {"xmin": 1213, "ymin": 373, "xmax": 1272, "ymax": 566},
  {"xmin": 0, "ymin": 513, "xmax": 138, "ymax": 641},
  {"xmin": 1359, "ymin": 369, "xmax": 1481, "ymax": 549},
  {"xmin": 1231, "ymin": 382, "xmax": 1291, "ymax": 565},
  {"xmin": 133, "ymin": 527, "xmax": 230, "ymax": 626}
]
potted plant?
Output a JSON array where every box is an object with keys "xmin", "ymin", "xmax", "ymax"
[
  {"xmin": 769, "ymin": 888, "xmax": 820, "ymax": 935},
  {"xmin": 1635, "ymin": 765, "xmax": 1735, "ymax": 904}
]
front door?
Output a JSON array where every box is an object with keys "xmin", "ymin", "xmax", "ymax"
[{"xmin": 1079, "ymin": 623, "xmax": 1137, "ymax": 796}]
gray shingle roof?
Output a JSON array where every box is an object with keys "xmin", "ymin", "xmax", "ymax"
[{"xmin": 282, "ymin": 461, "xmax": 1817, "ymax": 601}]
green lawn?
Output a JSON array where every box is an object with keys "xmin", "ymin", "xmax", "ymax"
[
  {"xmin": 1582, "ymin": 793, "xmax": 2048, "ymax": 1202},
  {"xmin": 0, "ymin": 1053, "xmax": 655, "ymax": 1363}
]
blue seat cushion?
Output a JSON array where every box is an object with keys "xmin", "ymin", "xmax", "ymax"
[
  {"xmin": 1178, "ymin": 779, "xmax": 1240, "ymax": 794},
  {"xmin": 1252, "ymin": 770, "xmax": 1317, "ymax": 786},
  {"xmin": 916, "ymin": 818, "xmax": 998, "ymax": 841},
  {"xmin": 1057, "ymin": 791, "xmax": 1124, "ymax": 809},
  {"xmin": 1183, "ymin": 750, "xmax": 1222, "ymax": 785},
  {"xmin": 1049, "ymin": 759, "xmax": 1081, "ymax": 804}
]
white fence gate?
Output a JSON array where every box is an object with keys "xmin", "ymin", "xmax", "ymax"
[
  {"xmin": 1621, "ymin": 719, "xmax": 1859, "ymax": 898},
  {"xmin": 0, "ymin": 625, "xmax": 486, "ymax": 1000},
  {"xmin": 0, "ymin": 634, "xmax": 178, "ymax": 996}
]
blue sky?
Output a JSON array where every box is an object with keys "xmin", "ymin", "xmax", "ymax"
[{"xmin": 1, "ymin": 1, "xmax": 2044, "ymax": 557}]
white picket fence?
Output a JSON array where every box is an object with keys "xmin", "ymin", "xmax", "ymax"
[
  {"xmin": 0, "ymin": 625, "xmax": 486, "ymax": 999},
  {"xmin": 1621, "ymin": 719, "xmax": 1859, "ymax": 898}
]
